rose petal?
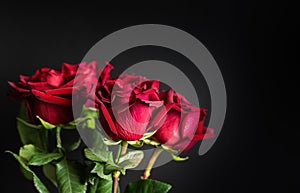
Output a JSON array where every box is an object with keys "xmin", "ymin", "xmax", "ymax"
[
  {"xmin": 27, "ymin": 81, "xmax": 52, "ymax": 90},
  {"xmin": 180, "ymin": 111, "xmax": 200, "ymax": 139},
  {"xmin": 153, "ymin": 110, "xmax": 181, "ymax": 146},
  {"xmin": 47, "ymin": 70, "xmax": 64, "ymax": 87},
  {"xmin": 195, "ymin": 108, "xmax": 207, "ymax": 135},
  {"xmin": 31, "ymin": 89, "xmax": 71, "ymax": 106},
  {"xmin": 143, "ymin": 80, "xmax": 160, "ymax": 94},
  {"xmin": 99, "ymin": 62, "xmax": 113, "ymax": 86},
  {"xmin": 61, "ymin": 79, "xmax": 74, "ymax": 88},
  {"xmin": 166, "ymin": 89, "xmax": 174, "ymax": 104},
  {"xmin": 182, "ymin": 127, "xmax": 214, "ymax": 152},
  {"xmin": 45, "ymin": 87, "xmax": 73, "ymax": 95},
  {"xmin": 8, "ymin": 81, "xmax": 30, "ymax": 93},
  {"xmin": 62, "ymin": 63, "xmax": 79, "ymax": 80},
  {"xmin": 99, "ymin": 101, "xmax": 118, "ymax": 135},
  {"xmin": 27, "ymin": 96, "xmax": 73, "ymax": 125},
  {"xmin": 19, "ymin": 75, "xmax": 30, "ymax": 83},
  {"xmin": 31, "ymin": 68, "xmax": 50, "ymax": 81}
]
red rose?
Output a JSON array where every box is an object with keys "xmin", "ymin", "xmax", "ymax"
[
  {"xmin": 8, "ymin": 62, "xmax": 97, "ymax": 125},
  {"xmin": 152, "ymin": 89, "xmax": 214, "ymax": 152},
  {"xmin": 92, "ymin": 64, "xmax": 163, "ymax": 141}
]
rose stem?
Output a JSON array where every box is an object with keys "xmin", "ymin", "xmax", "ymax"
[
  {"xmin": 141, "ymin": 147, "xmax": 164, "ymax": 180},
  {"xmin": 115, "ymin": 144, "xmax": 122, "ymax": 163},
  {"xmin": 112, "ymin": 141, "xmax": 128, "ymax": 193},
  {"xmin": 56, "ymin": 126, "xmax": 62, "ymax": 153}
]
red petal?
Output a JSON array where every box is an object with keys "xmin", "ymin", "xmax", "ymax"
[
  {"xmin": 161, "ymin": 89, "xmax": 174, "ymax": 104},
  {"xmin": 19, "ymin": 75, "xmax": 30, "ymax": 83},
  {"xmin": 61, "ymin": 79, "xmax": 74, "ymax": 88},
  {"xmin": 197, "ymin": 127, "xmax": 214, "ymax": 139},
  {"xmin": 27, "ymin": 81, "xmax": 52, "ymax": 90},
  {"xmin": 47, "ymin": 70, "xmax": 64, "ymax": 87},
  {"xmin": 149, "ymin": 93, "xmax": 160, "ymax": 101},
  {"xmin": 195, "ymin": 108, "xmax": 207, "ymax": 135},
  {"xmin": 62, "ymin": 63, "xmax": 79, "ymax": 80},
  {"xmin": 45, "ymin": 87, "xmax": 73, "ymax": 95},
  {"xmin": 99, "ymin": 101, "xmax": 117, "ymax": 135},
  {"xmin": 182, "ymin": 127, "xmax": 214, "ymax": 152},
  {"xmin": 27, "ymin": 96, "xmax": 73, "ymax": 125},
  {"xmin": 31, "ymin": 68, "xmax": 50, "ymax": 81},
  {"xmin": 153, "ymin": 110, "xmax": 181, "ymax": 146},
  {"xmin": 31, "ymin": 89, "xmax": 71, "ymax": 106},
  {"xmin": 148, "ymin": 103, "xmax": 174, "ymax": 129},
  {"xmin": 113, "ymin": 100, "xmax": 149, "ymax": 140},
  {"xmin": 180, "ymin": 111, "xmax": 200, "ymax": 139},
  {"xmin": 99, "ymin": 62, "xmax": 113, "ymax": 86},
  {"xmin": 40, "ymin": 68, "xmax": 51, "ymax": 73},
  {"xmin": 8, "ymin": 81, "xmax": 30, "ymax": 93}
]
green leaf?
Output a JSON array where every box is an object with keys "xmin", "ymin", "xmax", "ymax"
[
  {"xmin": 172, "ymin": 154, "xmax": 189, "ymax": 161},
  {"xmin": 103, "ymin": 162, "xmax": 124, "ymax": 175},
  {"xmin": 62, "ymin": 121, "xmax": 77, "ymax": 129},
  {"xmin": 161, "ymin": 145, "xmax": 179, "ymax": 154},
  {"xmin": 17, "ymin": 117, "xmax": 48, "ymax": 151},
  {"xmin": 102, "ymin": 151, "xmax": 144, "ymax": 175},
  {"xmin": 19, "ymin": 144, "xmax": 42, "ymax": 161},
  {"xmin": 29, "ymin": 153, "xmax": 63, "ymax": 166},
  {"xmin": 56, "ymin": 159, "xmax": 87, "ymax": 193},
  {"xmin": 79, "ymin": 106, "xmax": 100, "ymax": 130},
  {"xmin": 19, "ymin": 165, "xmax": 33, "ymax": 180},
  {"xmin": 84, "ymin": 148, "xmax": 113, "ymax": 163},
  {"xmin": 96, "ymin": 179, "xmax": 117, "ymax": 193},
  {"xmin": 17, "ymin": 117, "xmax": 43, "ymax": 129},
  {"xmin": 91, "ymin": 130, "xmax": 109, "ymax": 151},
  {"xmin": 141, "ymin": 130, "xmax": 157, "ymax": 140},
  {"xmin": 127, "ymin": 140, "xmax": 144, "ymax": 147},
  {"xmin": 124, "ymin": 179, "xmax": 172, "ymax": 193},
  {"xmin": 64, "ymin": 138, "xmax": 82, "ymax": 152},
  {"xmin": 19, "ymin": 144, "xmax": 62, "ymax": 166},
  {"xmin": 81, "ymin": 106, "xmax": 99, "ymax": 118},
  {"xmin": 18, "ymin": 102, "xmax": 30, "ymax": 121},
  {"xmin": 103, "ymin": 137, "xmax": 122, "ymax": 146},
  {"xmin": 36, "ymin": 116, "xmax": 56, "ymax": 129},
  {"xmin": 6, "ymin": 151, "xmax": 50, "ymax": 193},
  {"xmin": 88, "ymin": 178, "xmax": 118, "ymax": 193},
  {"xmin": 84, "ymin": 160, "xmax": 97, "ymax": 185},
  {"xmin": 87, "ymin": 177, "xmax": 98, "ymax": 193},
  {"xmin": 87, "ymin": 118, "xmax": 96, "ymax": 129},
  {"xmin": 91, "ymin": 163, "xmax": 111, "ymax": 181},
  {"xmin": 17, "ymin": 103, "xmax": 48, "ymax": 150},
  {"xmin": 118, "ymin": 150, "xmax": 144, "ymax": 170},
  {"xmin": 43, "ymin": 164, "xmax": 57, "ymax": 187},
  {"xmin": 143, "ymin": 139, "xmax": 160, "ymax": 146}
]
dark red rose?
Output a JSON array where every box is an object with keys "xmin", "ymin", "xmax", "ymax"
[
  {"xmin": 152, "ymin": 89, "xmax": 214, "ymax": 152},
  {"xmin": 8, "ymin": 62, "xmax": 97, "ymax": 125},
  {"xmin": 92, "ymin": 64, "xmax": 163, "ymax": 141}
]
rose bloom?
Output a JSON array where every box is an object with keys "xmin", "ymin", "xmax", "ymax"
[
  {"xmin": 89, "ymin": 63, "xmax": 163, "ymax": 141},
  {"xmin": 9, "ymin": 62, "xmax": 97, "ymax": 125},
  {"xmin": 152, "ymin": 89, "xmax": 214, "ymax": 152}
]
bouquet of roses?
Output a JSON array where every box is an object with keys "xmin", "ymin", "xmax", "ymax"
[{"xmin": 7, "ymin": 61, "xmax": 214, "ymax": 193}]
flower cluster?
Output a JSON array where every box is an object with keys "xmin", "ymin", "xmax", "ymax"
[{"xmin": 8, "ymin": 61, "xmax": 213, "ymax": 193}]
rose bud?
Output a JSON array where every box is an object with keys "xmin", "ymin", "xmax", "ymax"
[
  {"xmin": 152, "ymin": 89, "xmax": 214, "ymax": 152},
  {"xmin": 8, "ymin": 62, "xmax": 97, "ymax": 125},
  {"xmin": 91, "ymin": 64, "xmax": 163, "ymax": 141}
]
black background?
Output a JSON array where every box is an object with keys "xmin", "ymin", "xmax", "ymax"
[{"xmin": 1, "ymin": 1, "xmax": 298, "ymax": 193}]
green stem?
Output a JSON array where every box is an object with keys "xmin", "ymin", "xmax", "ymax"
[
  {"xmin": 56, "ymin": 126, "xmax": 62, "ymax": 152},
  {"xmin": 115, "ymin": 144, "xmax": 122, "ymax": 163},
  {"xmin": 141, "ymin": 148, "xmax": 163, "ymax": 180},
  {"xmin": 112, "ymin": 141, "xmax": 128, "ymax": 193},
  {"xmin": 120, "ymin": 141, "xmax": 128, "ymax": 156}
]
